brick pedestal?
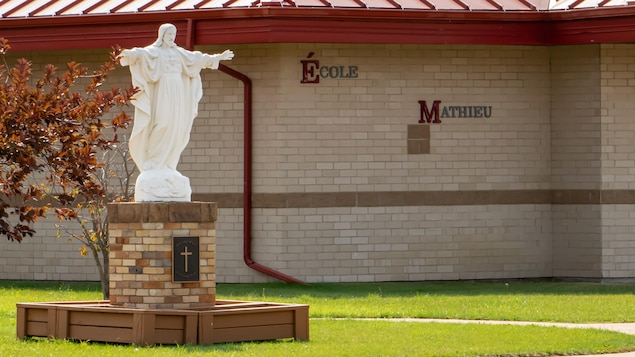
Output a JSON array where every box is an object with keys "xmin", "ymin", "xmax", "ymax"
[{"xmin": 107, "ymin": 202, "xmax": 217, "ymax": 309}]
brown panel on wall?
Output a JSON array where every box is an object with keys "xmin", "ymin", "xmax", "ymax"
[
  {"xmin": 251, "ymin": 192, "xmax": 359, "ymax": 208},
  {"xmin": 599, "ymin": 190, "xmax": 635, "ymax": 204},
  {"xmin": 407, "ymin": 139, "xmax": 431, "ymax": 154},
  {"xmin": 407, "ymin": 124, "xmax": 431, "ymax": 154},
  {"xmin": 408, "ymin": 124, "xmax": 430, "ymax": 139},
  {"xmin": 107, "ymin": 202, "xmax": 218, "ymax": 223},
  {"xmin": 192, "ymin": 193, "xmax": 243, "ymax": 208},
  {"xmin": 357, "ymin": 190, "xmax": 552, "ymax": 206},
  {"xmin": 192, "ymin": 189, "xmax": 635, "ymax": 208},
  {"xmin": 551, "ymin": 189, "xmax": 601, "ymax": 204},
  {"xmin": 252, "ymin": 193, "xmax": 288, "ymax": 208}
]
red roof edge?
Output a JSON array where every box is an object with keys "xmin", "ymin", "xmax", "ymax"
[{"xmin": 1, "ymin": 7, "xmax": 635, "ymax": 51}]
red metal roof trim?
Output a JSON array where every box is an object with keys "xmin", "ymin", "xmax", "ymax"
[
  {"xmin": 29, "ymin": 1, "xmax": 57, "ymax": 17},
  {"xmin": 111, "ymin": 1, "xmax": 134, "ymax": 13},
  {"xmin": 353, "ymin": 0, "xmax": 370, "ymax": 8},
  {"xmin": 387, "ymin": 0, "xmax": 404, "ymax": 9},
  {"xmin": 568, "ymin": 0, "xmax": 586, "ymax": 7},
  {"xmin": 518, "ymin": 0, "xmax": 537, "ymax": 10},
  {"xmin": 138, "ymin": 0, "xmax": 161, "ymax": 11},
  {"xmin": 486, "ymin": 0, "xmax": 504, "ymax": 10},
  {"xmin": 82, "ymin": 0, "xmax": 110, "ymax": 14},
  {"xmin": 2, "ymin": 0, "xmax": 29, "ymax": 17},
  {"xmin": 167, "ymin": 0, "xmax": 188, "ymax": 9},
  {"xmin": 0, "ymin": 0, "xmax": 632, "ymax": 17},
  {"xmin": 0, "ymin": 0, "xmax": 537, "ymax": 16},
  {"xmin": 419, "ymin": 0, "xmax": 437, "ymax": 9},
  {"xmin": 453, "ymin": 0, "xmax": 471, "ymax": 9},
  {"xmin": 56, "ymin": 0, "xmax": 85, "ymax": 15},
  {"xmin": 1, "ymin": 2, "xmax": 635, "ymax": 50}
]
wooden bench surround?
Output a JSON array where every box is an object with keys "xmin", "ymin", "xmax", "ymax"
[
  {"xmin": 16, "ymin": 201, "xmax": 309, "ymax": 345},
  {"xmin": 16, "ymin": 300, "xmax": 309, "ymax": 345}
]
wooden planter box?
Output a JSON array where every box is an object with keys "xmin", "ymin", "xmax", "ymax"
[{"xmin": 16, "ymin": 300, "xmax": 309, "ymax": 346}]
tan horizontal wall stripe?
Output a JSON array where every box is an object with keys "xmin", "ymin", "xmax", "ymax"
[
  {"xmin": 193, "ymin": 189, "xmax": 635, "ymax": 208},
  {"xmin": 551, "ymin": 190, "xmax": 601, "ymax": 204},
  {"xmin": 597, "ymin": 190, "xmax": 635, "ymax": 204}
]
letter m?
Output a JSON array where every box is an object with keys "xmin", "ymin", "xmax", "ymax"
[{"xmin": 418, "ymin": 100, "xmax": 441, "ymax": 124}]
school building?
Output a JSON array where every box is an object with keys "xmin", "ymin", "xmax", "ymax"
[{"xmin": 1, "ymin": 0, "xmax": 635, "ymax": 283}]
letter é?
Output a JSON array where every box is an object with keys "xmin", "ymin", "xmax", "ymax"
[{"xmin": 301, "ymin": 53, "xmax": 320, "ymax": 84}]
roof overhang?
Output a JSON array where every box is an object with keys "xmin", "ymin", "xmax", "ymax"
[{"xmin": 2, "ymin": 6, "xmax": 635, "ymax": 51}]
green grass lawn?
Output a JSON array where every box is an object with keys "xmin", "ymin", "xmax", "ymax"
[
  {"xmin": 219, "ymin": 280, "xmax": 635, "ymax": 322},
  {"xmin": 2, "ymin": 280, "xmax": 635, "ymax": 356}
]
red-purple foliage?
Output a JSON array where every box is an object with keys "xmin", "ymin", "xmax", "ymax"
[{"xmin": 0, "ymin": 38, "xmax": 136, "ymax": 243}]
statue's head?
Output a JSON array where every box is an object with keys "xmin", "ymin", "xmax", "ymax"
[{"xmin": 153, "ymin": 23, "xmax": 177, "ymax": 48}]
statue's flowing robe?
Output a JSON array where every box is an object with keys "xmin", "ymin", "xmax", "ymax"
[{"xmin": 121, "ymin": 45, "xmax": 221, "ymax": 172}]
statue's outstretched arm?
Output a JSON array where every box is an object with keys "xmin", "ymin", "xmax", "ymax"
[
  {"xmin": 219, "ymin": 49, "xmax": 234, "ymax": 61},
  {"xmin": 119, "ymin": 48, "xmax": 140, "ymax": 67},
  {"xmin": 204, "ymin": 50, "xmax": 234, "ymax": 69}
]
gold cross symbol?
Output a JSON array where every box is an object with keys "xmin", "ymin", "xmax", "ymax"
[{"xmin": 180, "ymin": 246, "xmax": 192, "ymax": 273}]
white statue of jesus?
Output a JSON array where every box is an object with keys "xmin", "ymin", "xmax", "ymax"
[{"xmin": 120, "ymin": 23, "xmax": 234, "ymax": 202}]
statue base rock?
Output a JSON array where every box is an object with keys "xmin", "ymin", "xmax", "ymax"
[{"xmin": 135, "ymin": 168, "xmax": 192, "ymax": 202}]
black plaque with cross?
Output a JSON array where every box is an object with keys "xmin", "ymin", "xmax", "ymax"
[{"xmin": 172, "ymin": 236, "xmax": 200, "ymax": 282}]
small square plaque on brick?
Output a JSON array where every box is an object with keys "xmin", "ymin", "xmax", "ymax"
[{"xmin": 173, "ymin": 236, "xmax": 200, "ymax": 282}]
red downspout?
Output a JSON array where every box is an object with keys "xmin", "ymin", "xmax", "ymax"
[
  {"xmin": 186, "ymin": 19, "xmax": 303, "ymax": 283},
  {"xmin": 217, "ymin": 64, "xmax": 305, "ymax": 284}
]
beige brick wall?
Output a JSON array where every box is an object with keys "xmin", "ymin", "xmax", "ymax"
[
  {"xmin": 1, "ymin": 42, "xmax": 632, "ymax": 283},
  {"xmin": 601, "ymin": 205, "xmax": 635, "ymax": 278},
  {"xmin": 185, "ymin": 44, "xmax": 551, "ymax": 194},
  {"xmin": 599, "ymin": 44, "xmax": 635, "ymax": 278},
  {"xmin": 197, "ymin": 44, "xmax": 554, "ymax": 282},
  {"xmin": 550, "ymin": 44, "xmax": 635, "ymax": 280},
  {"xmin": 550, "ymin": 45, "xmax": 603, "ymax": 278},
  {"xmin": 237, "ymin": 205, "xmax": 552, "ymax": 282},
  {"xmin": 552, "ymin": 205, "xmax": 603, "ymax": 278},
  {"xmin": 551, "ymin": 45, "xmax": 602, "ymax": 190},
  {"xmin": 0, "ymin": 219, "xmax": 98, "ymax": 281},
  {"xmin": 600, "ymin": 44, "xmax": 635, "ymax": 190}
]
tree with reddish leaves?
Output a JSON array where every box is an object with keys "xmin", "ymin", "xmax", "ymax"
[{"xmin": 0, "ymin": 38, "xmax": 136, "ymax": 296}]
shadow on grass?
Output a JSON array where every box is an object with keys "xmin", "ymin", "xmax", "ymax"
[
  {"xmin": 217, "ymin": 280, "xmax": 635, "ymax": 299},
  {"xmin": 21, "ymin": 335, "xmax": 295, "ymax": 352},
  {"xmin": 3, "ymin": 279, "xmax": 635, "ymax": 299},
  {"xmin": 0, "ymin": 280, "xmax": 101, "ymax": 293}
]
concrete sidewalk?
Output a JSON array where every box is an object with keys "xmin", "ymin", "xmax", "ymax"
[
  {"xmin": 347, "ymin": 318, "xmax": 635, "ymax": 356},
  {"xmin": 381, "ymin": 318, "xmax": 635, "ymax": 335}
]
